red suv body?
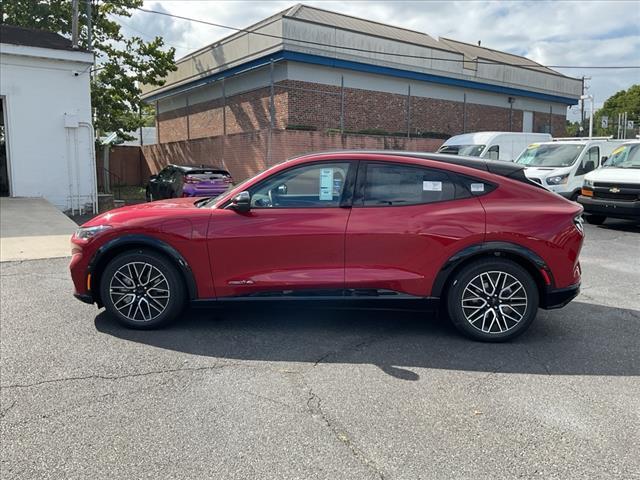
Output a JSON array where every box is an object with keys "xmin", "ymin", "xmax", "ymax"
[{"xmin": 70, "ymin": 152, "xmax": 584, "ymax": 341}]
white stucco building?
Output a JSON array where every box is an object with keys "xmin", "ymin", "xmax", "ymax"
[{"xmin": 0, "ymin": 25, "xmax": 97, "ymax": 213}]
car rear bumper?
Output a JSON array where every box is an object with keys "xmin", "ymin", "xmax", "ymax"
[
  {"xmin": 540, "ymin": 283, "xmax": 580, "ymax": 310},
  {"xmin": 578, "ymin": 195, "xmax": 640, "ymax": 220}
]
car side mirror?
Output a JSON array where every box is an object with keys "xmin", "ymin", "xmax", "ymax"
[
  {"xmin": 600, "ymin": 156, "xmax": 608, "ymax": 166},
  {"xmin": 228, "ymin": 191, "xmax": 251, "ymax": 213},
  {"xmin": 149, "ymin": 174, "xmax": 158, "ymax": 182},
  {"xmin": 276, "ymin": 184, "xmax": 288, "ymax": 195}
]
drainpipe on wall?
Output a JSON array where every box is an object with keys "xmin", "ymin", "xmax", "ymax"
[{"xmin": 79, "ymin": 122, "xmax": 98, "ymax": 214}]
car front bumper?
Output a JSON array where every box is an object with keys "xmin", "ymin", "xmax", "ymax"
[{"xmin": 578, "ymin": 195, "xmax": 640, "ymax": 220}]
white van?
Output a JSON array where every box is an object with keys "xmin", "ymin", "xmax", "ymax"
[
  {"xmin": 514, "ymin": 138, "xmax": 627, "ymax": 200},
  {"xmin": 578, "ymin": 141, "xmax": 640, "ymax": 224},
  {"xmin": 437, "ymin": 132, "xmax": 552, "ymax": 161}
]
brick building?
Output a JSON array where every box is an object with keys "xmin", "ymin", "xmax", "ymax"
[{"xmin": 141, "ymin": 4, "xmax": 582, "ymax": 178}]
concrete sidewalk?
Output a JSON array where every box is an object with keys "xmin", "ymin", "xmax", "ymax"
[{"xmin": 0, "ymin": 197, "xmax": 78, "ymax": 262}]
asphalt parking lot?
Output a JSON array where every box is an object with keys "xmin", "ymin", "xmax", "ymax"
[{"xmin": 1, "ymin": 220, "xmax": 639, "ymax": 480}]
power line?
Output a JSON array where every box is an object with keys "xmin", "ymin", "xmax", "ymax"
[{"xmin": 135, "ymin": 7, "xmax": 640, "ymax": 71}]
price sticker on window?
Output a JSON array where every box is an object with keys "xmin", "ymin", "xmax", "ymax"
[
  {"xmin": 470, "ymin": 183, "xmax": 485, "ymax": 192},
  {"xmin": 319, "ymin": 168, "xmax": 334, "ymax": 200},
  {"xmin": 423, "ymin": 181, "xmax": 442, "ymax": 191}
]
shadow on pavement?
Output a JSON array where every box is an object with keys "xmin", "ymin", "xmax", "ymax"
[
  {"xmin": 593, "ymin": 218, "xmax": 640, "ymax": 233},
  {"xmin": 95, "ymin": 300, "xmax": 639, "ymax": 381}
]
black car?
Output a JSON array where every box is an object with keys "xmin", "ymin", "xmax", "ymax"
[{"xmin": 146, "ymin": 165, "xmax": 234, "ymax": 201}]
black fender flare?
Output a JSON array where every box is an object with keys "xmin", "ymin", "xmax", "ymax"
[
  {"xmin": 88, "ymin": 234, "xmax": 198, "ymax": 301},
  {"xmin": 431, "ymin": 241, "xmax": 551, "ymax": 297}
]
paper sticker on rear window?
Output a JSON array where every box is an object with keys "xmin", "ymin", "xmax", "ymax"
[
  {"xmin": 423, "ymin": 181, "xmax": 442, "ymax": 191},
  {"xmin": 470, "ymin": 183, "xmax": 485, "ymax": 192},
  {"xmin": 319, "ymin": 168, "xmax": 334, "ymax": 200}
]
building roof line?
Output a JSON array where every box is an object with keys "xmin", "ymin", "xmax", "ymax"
[
  {"xmin": 284, "ymin": 4, "xmax": 444, "ymax": 46},
  {"xmin": 142, "ymin": 50, "xmax": 579, "ymax": 105}
]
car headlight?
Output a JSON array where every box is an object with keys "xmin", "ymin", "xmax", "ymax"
[
  {"xmin": 74, "ymin": 225, "xmax": 112, "ymax": 240},
  {"xmin": 546, "ymin": 174, "xmax": 569, "ymax": 185},
  {"xmin": 583, "ymin": 178, "xmax": 594, "ymax": 188}
]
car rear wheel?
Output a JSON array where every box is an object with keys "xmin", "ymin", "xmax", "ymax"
[
  {"xmin": 100, "ymin": 250, "xmax": 185, "ymax": 329},
  {"xmin": 446, "ymin": 258, "xmax": 539, "ymax": 342},
  {"xmin": 585, "ymin": 214, "xmax": 606, "ymax": 225}
]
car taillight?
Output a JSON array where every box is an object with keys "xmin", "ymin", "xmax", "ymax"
[
  {"xmin": 184, "ymin": 175, "xmax": 200, "ymax": 184},
  {"xmin": 573, "ymin": 214, "xmax": 584, "ymax": 235}
]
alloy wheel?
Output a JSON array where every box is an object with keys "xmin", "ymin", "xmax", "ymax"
[
  {"xmin": 461, "ymin": 270, "xmax": 528, "ymax": 334},
  {"xmin": 109, "ymin": 262, "xmax": 170, "ymax": 322}
]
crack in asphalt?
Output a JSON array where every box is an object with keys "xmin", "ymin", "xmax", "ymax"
[
  {"xmin": 304, "ymin": 383, "xmax": 386, "ymax": 480},
  {"xmin": 282, "ymin": 337, "xmax": 391, "ymax": 480},
  {"xmin": 0, "ymin": 363, "xmax": 240, "ymax": 390},
  {"xmin": 0, "ymin": 400, "xmax": 17, "ymax": 418}
]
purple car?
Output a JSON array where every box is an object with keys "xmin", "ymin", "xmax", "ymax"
[{"xmin": 146, "ymin": 165, "xmax": 234, "ymax": 201}]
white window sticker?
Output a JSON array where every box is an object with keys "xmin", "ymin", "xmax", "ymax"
[
  {"xmin": 319, "ymin": 168, "xmax": 334, "ymax": 200},
  {"xmin": 470, "ymin": 183, "xmax": 485, "ymax": 192},
  {"xmin": 423, "ymin": 181, "xmax": 442, "ymax": 192}
]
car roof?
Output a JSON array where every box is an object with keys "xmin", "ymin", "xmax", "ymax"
[
  {"xmin": 169, "ymin": 164, "xmax": 229, "ymax": 172},
  {"xmin": 442, "ymin": 131, "xmax": 550, "ymax": 145},
  {"xmin": 294, "ymin": 150, "xmax": 527, "ymax": 179}
]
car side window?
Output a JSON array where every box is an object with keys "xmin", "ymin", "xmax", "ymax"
[
  {"xmin": 486, "ymin": 145, "xmax": 499, "ymax": 160},
  {"xmin": 158, "ymin": 167, "xmax": 172, "ymax": 181},
  {"xmin": 250, "ymin": 162, "xmax": 351, "ymax": 208},
  {"xmin": 577, "ymin": 147, "xmax": 599, "ymax": 175},
  {"xmin": 362, "ymin": 163, "xmax": 456, "ymax": 206}
]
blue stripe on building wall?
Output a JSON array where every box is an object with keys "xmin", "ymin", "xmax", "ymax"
[{"xmin": 146, "ymin": 49, "xmax": 579, "ymax": 106}]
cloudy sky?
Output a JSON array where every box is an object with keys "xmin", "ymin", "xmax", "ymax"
[{"xmin": 123, "ymin": 0, "xmax": 640, "ymax": 120}]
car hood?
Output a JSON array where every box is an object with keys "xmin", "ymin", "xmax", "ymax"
[
  {"xmin": 585, "ymin": 167, "xmax": 640, "ymax": 184},
  {"xmin": 83, "ymin": 198, "xmax": 200, "ymax": 227},
  {"xmin": 524, "ymin": 166, "xmax": 570, "ymax": 178}
]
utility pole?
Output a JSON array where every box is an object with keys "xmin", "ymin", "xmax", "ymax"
[
  {"xmin": 580, "ymin": 77, "xmax": 591, "ymax": 136},
  {"xmin": 86, "ymin": 0, "xmax": 93, "ymax": 51},
  {"xmin": 581, "ymin": 94, "xmax": 594, "ymax": 139},
  {"xmin": 71, "ymin": 0, "xmax": 80, "ymax": 49}
]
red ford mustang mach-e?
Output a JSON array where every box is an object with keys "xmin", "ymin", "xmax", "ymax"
[{"xmin": 70, "ymin": 152, "xmax": 584, "ymax": 341}]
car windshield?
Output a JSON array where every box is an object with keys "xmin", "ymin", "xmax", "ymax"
[
  {"xmin": 603, "ymin": 144, "xmax": 640, "ymax": 169},
  {"xmin": 515, "ymin": 144, "xmax": 584, "ymax": 167},
  {"xmin": 438, "ymin": 144, "xmax": 486, "ymax": 157}
]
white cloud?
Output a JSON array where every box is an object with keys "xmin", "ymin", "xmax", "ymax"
[{"xmin": 129, "ymin": 0, "xmax": 640, "ymax": 118}]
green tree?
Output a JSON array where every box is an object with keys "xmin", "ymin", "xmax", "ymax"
[
  {"xmin": 2, "ymin": 0, "xmax": 176, "ymax": 139},
  {"xmin": 593, "ymin": 84, "xmax": 640, "ymax": 137}
]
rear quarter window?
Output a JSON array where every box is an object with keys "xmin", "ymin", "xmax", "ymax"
[{"xmin": 361, "ymin": 163, "xmax": 476, "ymax": 206}]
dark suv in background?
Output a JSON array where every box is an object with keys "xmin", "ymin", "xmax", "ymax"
[{"xmin": 146, "ymin": 165, "xmax": 233, "ymax": 201}]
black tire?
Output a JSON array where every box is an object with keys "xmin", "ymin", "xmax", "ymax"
[
  {"xmin": 585, "ymin": 215, "xmax": 606, "ymax": 225},
  {"xmin": 100, "ymin": 249, "xmax": 186, "ymax": 329},
  {"xmin": 446, "ymin": 258, "xmax": 539, "ymax": 342}
]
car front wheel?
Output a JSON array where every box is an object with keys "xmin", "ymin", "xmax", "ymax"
[
  {"xmin": 100, "ymin": 249, "xmax": 186, "ymax": 329},
  {"xmin": 446, "ymin": 258, "xmax": 539, "ymax": 342}
]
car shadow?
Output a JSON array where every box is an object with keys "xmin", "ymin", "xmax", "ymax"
[
  {"xmin": 595, "ymin": 218, "xmax": 640, "ymax": 233},
  {"xmin": 94, "ymin": 300, "xmax": 640, "ymax": 381}
]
